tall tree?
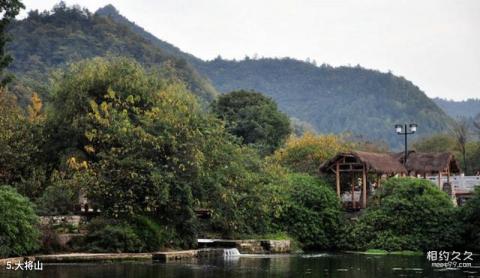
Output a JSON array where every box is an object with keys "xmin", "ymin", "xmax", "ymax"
[
  {"xmin": 271, "ymin": 132, "xmax": 350, "ymax": 176},
  {"xmin": 211, "ymin": 90, "xmax": 291, "ymax": 155},
  {"xmin": 0, "ymin": 0, "xmax": 24, "ymax": 87},
  {"xmin": 474, "ymin": 113, "xmax": 480, "ymax": 134},
  {"xmin": 451, "ymin": 118, "xmax": 470, "ymax": 174}
]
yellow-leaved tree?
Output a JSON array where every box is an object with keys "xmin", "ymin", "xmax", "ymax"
[
  {"xmin": 270, "ymin": 132, "xmax": 351, "ymax": 176},
  {"xmin": 27, "ymin": 92, "xmax": 43, "ymax": 122}
]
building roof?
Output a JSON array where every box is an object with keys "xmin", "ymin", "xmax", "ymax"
[
  {"xmin": 404, "ymin": 152, "xmax": 461, "ymax": 174},
  {"xmin": 319, "ymin": 151, "xmax": 407, "ymax": 174},
  {"xmin": 320, "ymin": 150, "xmax": 461, "ymax": 175}
]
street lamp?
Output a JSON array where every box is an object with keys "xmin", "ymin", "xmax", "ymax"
[{"xmin": 395, "ymin": 123, "xmax": 418, "ymax": 164}]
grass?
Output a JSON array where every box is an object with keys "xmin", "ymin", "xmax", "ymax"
[
  {"xmin": 365, "ymin": 249, "xmax": 389, "ymax": 255},
  {"xmin": 348, "ymin": 249, "xmax": 423, "ymax": 256},
  {"xmin": 344, "ymin": 249, "xmax": 423, "ymax": 256}
]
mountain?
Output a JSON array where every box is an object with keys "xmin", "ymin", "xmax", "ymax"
[
  {"xmin": 95, "ymin": 4, "xmax": 202, "ymax": 67},
  {"xmin": 6, "ymin": 2, "xmax": 218, "ymax": 103},
  {"xmin": 196, "ymin": 58, "xmax": 452, "ymax": 147},
  {"xmin": 432, "ymin": 98, "xmax": 480, "ymax": 119},
  {"xmin": 7, "ymin": 3, "xmax": 455, "ymax": 148},
  {"xmin": 91, "ymin": 5, "xmax": 454, "ymax": 148}
]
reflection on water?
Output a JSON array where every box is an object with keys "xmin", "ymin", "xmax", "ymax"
[{"xmin": 0, "ymin": 253, "xmax": 478, "ymax": 278}]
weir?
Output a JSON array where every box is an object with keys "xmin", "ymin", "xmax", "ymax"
[{"xmin": 223, "ymin": 248, "xmax": 241, "ymax": 257}]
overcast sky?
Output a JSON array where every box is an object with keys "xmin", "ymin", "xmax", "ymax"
[{"xmin": 19, "ymin": 0, "xmax": 480, "ymax": 100}]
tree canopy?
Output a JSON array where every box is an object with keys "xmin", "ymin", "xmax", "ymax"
[
  {"xmin": 211, "ymin": 90, "xmax": 291, "ymax": 155},
  {"xmin": 198, "ymin": 58, "xmax": 452, "ymax": 148},
  {"xmin": 0, "ymin": 185, "xmax": 39, "ymax": 258},
  {"xmin": 0, "ymin": 0, "xmax": 24, "ymax": 87},
  {"xmin": 271, "ymin": 132, "xmax": 350, "ymax": 176},
  {"xmin": 346, "ymin": 178, "xmax": 462, "ymax": 251},
  {"xmin": 6, "ymin": 3, "xmax": 217, "ymax": 104}
]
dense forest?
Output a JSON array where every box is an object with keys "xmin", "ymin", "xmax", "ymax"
[
  {"xmin": 6, "ymin": 2, "xmax": 218, "ymax": 104},
  {"xmin": 198, "ymin": 58, "xmax": 452, "ymax": 147},
  {"xmin": 5, "ymin": 3, "xmax": 459, "ymax": 148},
  {"xmin": 433, "ymin": 98, "xmax": 480, "ymax": 119}
]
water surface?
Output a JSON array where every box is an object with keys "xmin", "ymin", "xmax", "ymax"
[{"xmin": 0, "ymin": 253, "xmax": 478, "ymax": 277}]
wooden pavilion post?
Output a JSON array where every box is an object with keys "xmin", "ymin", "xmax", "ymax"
[
  {"xmin": 438, "ymin": 172, "xmax": 442, "ymax": 189},
  {"xmin": 335, "ymin": 161, "xmax": 341, "ymax": 198},
  {"xmin": 351, "ymin": 173, "xmax": 355, "ymax": 209},
  {"xmin": 362, "ymin": 164, "xmax": 367, "ymax": 208},
  {"xmin": 446, "ymin": 168, "xmax": 450, "ymax": 185}
]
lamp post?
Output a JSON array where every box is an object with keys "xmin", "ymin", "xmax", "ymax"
[{"xmin": 395, "ymin": 123, "xmax": 418, "ymax": 165}]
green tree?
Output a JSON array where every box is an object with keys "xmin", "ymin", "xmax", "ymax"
[
  {"xmin": 450, "ymin": 118, "xmax": 470, "ymax": 174},
  {"xmin": 459, "ymin": 187, "xmax": 480, "ymax": 251},
  {"xmin": 347, "ymin": 178, "xmax": 462, "ymax": 251},
  {"xmin": 46, "ymin": 57, "xmax": 202, "ymax": 244},
  {"xmin": 0, "ymin": 91, "xmax": 45, "ymax": 197},
  {"xmin": 274, "ymin": 174, "xmax": 342, "ymax": 250},
  {"xmin": 412, "ymin": 133, "xmax": 456, "ymax": 153},
  {"xmin": 0, "ymin": 185, "xmax": 39, "ymax": 258},
  {"xmin": 0, "ymin": 0, "xmax": 24, "ymax": 87},
  {"xmin": 211, "ymin": 90, "xmax": 291, "ymax": 155},
  {"xmin": 465, "ymin": 142, "xmax": 480, "ymax": 175},
  {"xmin": 47, "ymin": 57, "xmax": 280, "ymax": 246}
]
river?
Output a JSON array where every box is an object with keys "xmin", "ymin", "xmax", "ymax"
[{"xmin": 0, "ymin": 252, "xmax": 478, "ymax": 277}]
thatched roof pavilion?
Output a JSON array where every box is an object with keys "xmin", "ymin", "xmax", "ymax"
[
  {"xmin": 404, "ymin": 152, "xmax": 461, "ymax": 175},
  {"xmin": 320, "ymin": 150, "xmax": 461, "ymax": 209},
  {"xmin": 320, "ymin": 151, "xmax": 407, "ymax": 175},
  {"xmin": 319, "ymin": 151, "xmax": 407, "ymax": 209}
]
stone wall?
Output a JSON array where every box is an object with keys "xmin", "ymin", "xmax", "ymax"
[
  {"xmin": 204, "ymin": 239, "xmax": 291, "ymax": 254},
  {"xmin": 39, "ymin": 215, "xmax": 87, "ymax": 228}
]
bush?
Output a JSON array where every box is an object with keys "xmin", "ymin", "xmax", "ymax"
[
  {"xmin": 39, "ymin": 224, "xmax": 63, "ymax": 254},
  {"xmin": 84, "ymin": 218, "xmax": 144, "ymax": 253},
  {"xmin": 0, "ymin": 185, "xmax": 40, "ymax": 258},
  {"xmin": 276, "ymin": 174, "xmax": 342, "ymax": 250},
  {"xmin": 35, "ymin": 184, "xmax": 75, "ymax": 216},
  {"xmin": 346, "ymin": 178, "xmax": 462, "ymax": 251},
  {"xmin": 459, "ymin": 187, "xmax": 480, "ymax": 251},
  {"xmin": 131, "ymin": 215, "xmax": 175, "ymax": 251}
]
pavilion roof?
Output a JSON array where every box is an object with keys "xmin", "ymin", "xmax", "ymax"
[{"xmin": 319, "ymin": 151, "xmax": 407, "ymax": 174}]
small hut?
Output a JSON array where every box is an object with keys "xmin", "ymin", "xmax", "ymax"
[
  {"xmin": 319, "ymin": 151, "xmax": 407, "ymax": 209},
  {"xmin": 402, "ymin": 152, "xmax": 461, "ymax": 187}
]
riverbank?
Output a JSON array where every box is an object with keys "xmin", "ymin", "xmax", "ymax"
[
  {"xmin": 0, "ymin": 249, "xmax": 428, "ymax": 266},
  {"xmin": 0, "ymin": 248, "xmax": 249, "ymax": 265}
]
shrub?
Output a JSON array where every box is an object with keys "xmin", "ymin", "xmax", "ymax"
[
  {"xmin": 39, "ymin": 224, "xmax": 63, "ymax": 254},
  {"xmin": 347, "ymin": 178, "xmax": 462, "ymax": 251},
  {"xmin": 276, "ymin": 174, "xmax": 342, "ymax": 250},
  {"xmin": 35, "ymin": 184, "xmax": 75, "ymax": 216},
  {"xmin": 0, "ymin": 185, "xmax": 40, "ymax": 258},
  {"xmin": 84, "ymin": 218, "xmax": 144, "ymax": 253},
  {"xmin": 459, "ymin": 187, "xmax": 480, "ymax": 251},
  {"xmin": 131, "ymin": 215, "xmax": 175, "ymax": 251}
]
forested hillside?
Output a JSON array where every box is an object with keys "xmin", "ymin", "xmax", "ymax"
[
  {"xmin": 6, "ymin": 3, "xmax": 218, "ymax": 103},
  {"xmin": 197, "ymin": 58, "xmax": 452, "ymax": 147},
  {"xmin": 433, "ymin": 98, "xmax": 480, "ymax": 119},
  {"xmin": 6, "ymin": 3, "xmax": 455, "ymax": 148},
  {"xmin": 94, "ymin": 5, "xmax": 453, "ymax": 148}
]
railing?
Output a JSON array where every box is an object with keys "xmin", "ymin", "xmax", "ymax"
[{"xmin": 425, "ymin": 175, "xmax": 480, "ymax": 195}]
